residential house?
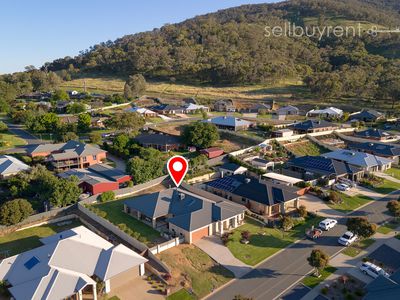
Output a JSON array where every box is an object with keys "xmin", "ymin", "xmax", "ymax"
[
  {"xmin": 205, "ymin": 174, "xmax": 301, "ymax": 217},
  {"xmin": 306, "ymin": 107, "xmax": 343, "ymax": 118},
  {"xmin": 291, "ymin": 120, "xmax": 338, "ymax": 134},
  {"xmin": 126, "ymin": 107, "xmax": 158, "ymax": 117},
  {"xmin": 272, "ymin": 128, "xmax": 294, "ymax": 138},
  {"xmin": 18, "ymin": 92, "xmax": 51, "ymax": 101},
  {"xmin": 219, "ymin": 163, "xmax": 248, "ymax": 176},
  {"xmin": 0, "ymin": 226, "xmax": 147, "ymax": 300},
  {"xmin": 283, "ymin": 155, "xmax": 364, "ymax": 182},
  {"xmin": 150, "ymin": 104, "xmax": 185, "ymax": 115},
  {"xmin": 59, "ymin": 164, "xmax": 131, "ymax": 195},
  {"xmin": 349, "ymin": 109, "xmax": 384, "ymax": 123},
  {"xmin": 183, "ymin": 103, "xmax": 210, "ymax": 114},
  {"xmin": 124, "ymin": 187, "xmax": 246, "ymax": 244},
  {"xmin": 182, "ymin": 97, "xmax": 197, "ymax": 105},
  {"xmin": 354, "ymin": 128, "xmax": 397, "ymax": 141},
  {"xmin": 55, "ymin": 100, "xmax": 71, "ymax": 113},
  {"xmin": 262, "ymin": 172, "xmax": 303, "ymax": 187},
  {"xmin": 364, "ymin": 268, "xmax": 400, "ymax": 300},
  {"xmin": 200, "ymin": 147, "xmax": 224, "ymax": 159},
  {"xmin": 27, "ymin": 140, "xmax": 107, "ymax": 171},
  {"xmin": 213, "ymin": 99, "xmax": 236, "ymax": 112},
  {"xmin": 246, "ymin": 103, "xmax": 271, "ymax": 114},
  {"xmin": 0, "ymin": 155, "xmax": 31, "ymax": 179},
  {"xmin": 204, "ymin": 116, "xmax": 253, "ymax": 131},
  {"xmin": 249, "ymin": 157, "xmax": 275, "ymax": 170},
  {"xmin": 275, "ymin": 105, "xmax": 299, "ymax": 116},
  {"xmin": 322, "ymin": 149, "xmax": 393, "ymax": 172},
  {"xmin": 135, "ymin": 133, "xmax": 183, "ymax": 152},
  {"xmin": 348, "ymin": 142, "xmax": 400, "ymax": 163}
]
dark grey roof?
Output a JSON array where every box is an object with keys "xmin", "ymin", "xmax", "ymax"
[
  {"xmin": 124, "ymin": 188, "xmax": 245, "ymax": 232},
  {"xmin": 88, "ymin": 164, "xmax": 129, "ymax": 181},
  {"xmin": 291, "ymin": 120, "xmax": 335, "ymax": 131},
  {"xmin": 205, "ymin": 175, "xmax": 299, "ymax": 206},
  {"xmin": 135, "ymin": 134, "xmax": 182, "ymax": 146},
  {"xmin": 285, "ymin": 156, "xmax": 362, "ymax": 177},
  {"xmin": 219, "ymin": 163, "xmax": 242, "ymax": 172},
  {"xmin": 348, "ymin": 142, "xmax": 400, "ymax": 157},
  {"xmin": 150, "ymin": 104, "xmax": 183, "ymax": 112},
  {"xmin": 354, "ymin": 128, "xmax": 393, "ymax": 139},
  {"xmin": 365, "ymin": 269, "xmax": 400, "ymax": 300},
  {"xmin": 349, "ymin": 109, "xmax": 383, "ymax": 121}
]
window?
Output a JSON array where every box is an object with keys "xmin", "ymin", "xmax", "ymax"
[
  {"xmin": 241, "ymin": 198, "xmax": 246, "ymax": 203},
  {"xmin": 82, "ymin": 157, "xmax": 87, "ymax": 162},
  {"xmin": 93, "ymin": 155, "xmax": 97, "ymax": 160}
]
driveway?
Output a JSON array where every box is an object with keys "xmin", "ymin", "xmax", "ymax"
[
  {"xmin": 107, "ymin": 153, "xmax": 127, "ymax": 172},
  {"xmin": 300, "ymin": 194, "xmax": 345, "ymax": 218},
  {"xmin": 343, "ymin": 185, "xmax": 384, "ymax": 200},
  {"xmin": 194, "ymin": 236, "xmax": 252, "ymax": 278}
]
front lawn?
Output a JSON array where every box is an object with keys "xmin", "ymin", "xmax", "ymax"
[
  {"xmin": 0, "ymin": 131, "xmax": 27, "ymax": 150},
  {"xmin": 158, "ymin": 245, "xmax": 234, "ymax": 299},
  {"xmin": 226, "ymin": 216, "xmax": 323, "ymax": 266},
  {"xmin": 284, "ymin": 140, "xmax": 328, "ymax": 157},
  {"xmin": 94, "ymin": 199, "xmax": 161, "ymax": 247},
  {"xmin": 167, "ymin": 289, "xmax": 195, "ymax": 300},
  {"xmin": 0, "ymin": 219, "xmax": 82, "ymax": 256},
  {"xmin": 363, "ymin": 179, "xmax": 400, "ymax": 194},
  {"xmin": 376, "ymin": 221, "xmax": 399, "ymax": 234},
  {"xmin": 302, "ymin": 266, "xmax": 337, "ymax": 288},
  {"xmin": 327, "ymin": 193, "xmax": 373, "ymax": 213},
  {"xmin": 342, "ymin": 239, "xmax": 376, "ymax": 257},
  {"xmin": 384, "ymin": 168, "xmax": 400, "ymax": 180}
]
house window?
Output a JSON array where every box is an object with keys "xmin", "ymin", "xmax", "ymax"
[
  {"xmin": 82, "ymin": 157, "xmax": 87, "ymax": 162},
  {"xmin": 241, "ymin": 198, "xmax": 246, "ymax": 203},
  {"xmin": 93, "ymin": 155, "xmax": 97, "ymax": 160}
]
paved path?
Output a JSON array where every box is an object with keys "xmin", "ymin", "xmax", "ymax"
[
  {"xmin": 207, "ymin": 190, "xmax": 400, "ymax": 300},
  {"xmin": 375, "ymin": 171, "xmax": 400, "ymax": 184},
  {"xmin": 195, "ymin": 236, "xmax": 252, "ymax": 278},
  {"xmin": 6, "ymin": 123, "xmax": 44, "ymax": 145}
]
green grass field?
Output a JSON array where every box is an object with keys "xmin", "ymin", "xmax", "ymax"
[
  {"xmin": 94, "ymin": 199, "xmax": 161, "ymax": 246},
  {"xmin": 327, "ymin": 193, "xmax": 373, "ymax": 213},
  {"xmin": 226, "ymin": 216, "xmax": 323, "ymax": 266},
  {"xmin": 0, "ymin": 219, "xmax": 82, "ymax": 256},
  {"xmin": 0, "ymin": 131, "xmax": 27, "ymax": 150},
  {"xmin": 167, "ymin": 289, "xmax": 195, "ymax": 300},
  {"xmin": 342, "ymin": 239, "xmax": 376, "ymax": 257},
  {"xmin": 366, "ymin": 179, "xmax": 400, "ymax": 194},
  {"xmin": 384, "ymin": 168, "xmax": 400, "ymax": 180},
  {"xmin": 376, "ymin": 221, "xmax": 399, "ymax": 234},
  {"xmin": 284, "ymin": 140, "xmax": 328, "ymax": 157},
  {"xmin": 302, "ymin": 266, "xmax": 337, "ymax": 288}
]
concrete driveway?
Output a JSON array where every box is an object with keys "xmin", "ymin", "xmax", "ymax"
[
  {"xmin": 343, "ymin": 185, "xmax": 384, "ymax": 200},
  {"xmin": 300, "ymin": 194, "xmax": 345, "ymax": 218},
  {"xmin": 194, "ymin": 236, "xmax": 252, "ymax": 278}
]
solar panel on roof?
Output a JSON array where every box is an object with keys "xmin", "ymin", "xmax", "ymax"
[{"xmin": 24, "ymin": 256, "xmax": 40, "ymax": 270}]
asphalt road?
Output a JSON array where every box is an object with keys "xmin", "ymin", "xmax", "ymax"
[
  {"xmin": 6, "ymin": 123, "xmax": 44, "ymax": 145},
  {"xmin": 207, "ymin": 190, "xmax": 400, "ymax": 300}
]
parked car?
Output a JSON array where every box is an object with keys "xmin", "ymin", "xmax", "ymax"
[
  {"xmin": 335, "ymin": 183, "xmax": 350, "ymax": 191},
  {"xmin": 338, "ymin": 231, "xmax": 357, "ymax": 246},
  {"xmin": 319, "ymin": 218, "xmax": 338, "ymax": 231},
  {"xmin": 360, "ymin": 262, "xmax": 390, "ymax": 279}
]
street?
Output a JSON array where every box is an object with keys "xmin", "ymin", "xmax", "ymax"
[
  {"xmin": 6, "ymin": 123, "xmax": 44, "ymax": 145},
  {"xmin": 207, "ymin": 191, "xmax": 400, "ymax": 300}
]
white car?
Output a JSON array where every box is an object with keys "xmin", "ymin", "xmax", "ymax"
[
  {"xmin": 319, "ymin": 218, "xmax": 338, "ymax": 231},
  {"xmin": 338, "ymin": 231, "xmax": 357, "ymax": 246},
  {"xmin": 335, "ymin": 183, "xmax": 350, "ymax": 191},
  {"xmin": 360, "ymin": 262, "xmax": 390, "ymax": 279}
]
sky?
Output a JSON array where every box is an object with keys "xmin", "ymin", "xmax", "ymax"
[{"xmin": 0, "ymin": 0, "xmax": 277, "ymax": 74}]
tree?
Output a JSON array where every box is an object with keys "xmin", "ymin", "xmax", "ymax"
[
  {"xmin": 387, "ymin": 200, "xmax": 400, "ymax": 217},
  {"xmin": 183, "ymin": 122, "xmax": 219, "ymax": 148},
  {"xmin": 189, "ymin": 154, "xmax": 208, "ymax": 173},
  {"xmin": 0, "ymin": 199, "xmax": 33, "ymax": 225},
  {"xmin": 60, "ymin": 131, "xmax": 79, "ymax": 142},
  {"xmin": 307, "ymin": 249, "xmax": 329, "ymax": 277},
  {"xmin": 49, "ymin": 177, "xmax": 82, "ymax": 207},
  {"xmin": 298, "ymin": 205, "xmax": 307, "ymax": 218},
  {"xmin": 0, "ymin": 121, "xmax": 8, "ymax": 132},
  {"xmin": 124, "ymin": 74, "xmax": 146, "ymax": 99},
  {"xmin": 99, "ymin": 191, "xmax": 115, "ymax": 202},
  {"xmin": 52, "ymin": 90, "xmax": 69, "ymax": 101},
  {"xmin": 77, "ymin": 113, "xmax": 91, "ymax": 132},
  {"xmin": 346, "ymin": 217, "xmax": 376, "ymax": 239},
  {"xmin": 67, "ymin": 102, "xmax": 86, "ymax": 114},
  {"xmin": 241, "ymin": 230, "xmax": 251, "ymax": 241},
  {"xmin": 89, "ymin": 132, "xmax": 102, "ymax": 144},
  {"xmin": 106, "ymin": 112, "xmax": 145, "ymax": 135},
  {"xmin": 281, "ymin": 215, "xmax": 294, "ymax": 231},
  {"xmin": 127, "ymin": 148, "xmax": 165, "ymax": 184}
]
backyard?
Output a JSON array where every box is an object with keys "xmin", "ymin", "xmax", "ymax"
[
  {"xmin": 158, "ymin": 245, "xmax": 234, "ymax": 299},
  {"xmin": 0, "ymin": 219, "xmax": 82, "ymax": 257},
  {"xmin": 283, "ymin": 140, "xmax": 328, "ymax": 157},
  {"xmin": 327, "ymin": 193, "xmax": 373, "ymax": 213},
  {"xmin": 226, "ymin": 216, "xmax": 323, "ymax": 266}
]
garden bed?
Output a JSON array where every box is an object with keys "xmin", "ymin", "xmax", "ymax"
[{"xmin": 320, "ymin": 274, "xmax": 365, "ymax": 300}]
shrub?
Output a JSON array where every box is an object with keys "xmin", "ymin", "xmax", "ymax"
[
  {"xmin": 118, "ymin": 223, "xmax": 128, "ymax": 231},
  {"xmin": 329, "ymin": 191, "xmax": 342, "ymax": 204},
  {"xmin": 127, "ymin": 180, "xmax": 134, "ymax": 187},
  {"xmin": 0, "ymin": 199, "xmax": 33, "ymax": 225},
  {"xmin": 281, "ymin": 215, "xmax": 294, "ymax": 231},
  {"xmin": 99, "ymin": 191, "xmax": 115, "ymax": 202},
  {"xmin": 241, "ymin": 230, "xmax": 251, "ymax": 241},
  {"xmin": 298, "ymin": 205, "xmax": 307, "ymax": 218},
  {"xmin": 321, "ymin": 287, "xmax": 328, "ymax": 295}
]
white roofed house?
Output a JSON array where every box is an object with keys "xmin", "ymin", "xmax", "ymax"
[
  {"xmin": 306, "ymin": 107, "xmax": 343, "ymax": 119},
  {"xmin": 0, "ymin": 226, "xmax": 147, "ymax": 300},
  {"xmin": 126, "ymin": 106, "xmax": 158, "ymax": 117},
  {"xmin": 183, "ymin": 103, "xmax": 210, "ymax": 114},
  {"xmin": 0, "ymin": 155, "xmax": 31, "ymax": 179}
]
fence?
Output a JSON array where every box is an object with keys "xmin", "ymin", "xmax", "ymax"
[
  {"xmin": 77, "ymin": 203, "xmax": 149, "ymax": 252},
  {"xmin": 149, "ymin": 237, "xmax": 184, "ymax": 255},
  {"xmin": 187, "ymin": 172, "xmax": 220, "ymax": 184}
]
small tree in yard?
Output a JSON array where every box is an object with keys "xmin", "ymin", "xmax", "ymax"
[
  {"xmin": 241, "ymin": 230, "xmax": 251, "ymax": 242},
  {"xmin": 281, "ymin": 215, "xmax": 294, "ymax": 231},
  {"xmin": 328, "ymin": 191, "xmax": 341, "ymax": 204},
  {"xmin": 387, "ymin": 200, "xmax": 400, "ymax": 217},
  {"xmin": 307, "ymin": 249, "xmax": 329, "ymax": 277},
  {"xmin": 0, "ymin": 199, "xmax": 33, "ymax": 225},
  {"xmin": 346, "ymin": 217, "xmax": 376, "ymax": 239},
  {"xmin": 99, "ymin": 191, "xmax": 115, "ymax": 202},
  {"xmin": 0, "ymin": 121, "xmax": 8, "ymax": 132},
  {"xmin": 298, "ymin": 205, "xmax": 307, "ymax": 218}
]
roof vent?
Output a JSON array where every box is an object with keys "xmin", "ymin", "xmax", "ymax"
[
  {"xmin": 244, "ymin": 178, "xmax": 251, "ymax": 184},
  {"xmin": 179, "ymin": 193, "xmax": 185, "ymax": 200}
]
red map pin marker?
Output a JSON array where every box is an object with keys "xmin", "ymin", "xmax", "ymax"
[{"xmin": 167, "ymin": 155, "xmax": 189, "ymax": 187}]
